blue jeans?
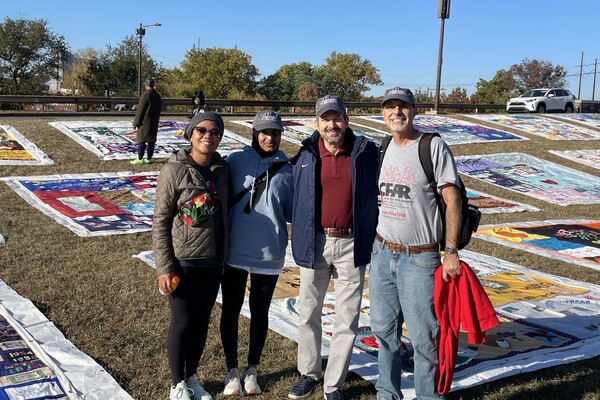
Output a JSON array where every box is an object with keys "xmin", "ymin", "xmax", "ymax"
[{"xmin": 368, "ymin": 240, "xmax": 443, "ymax": 400}]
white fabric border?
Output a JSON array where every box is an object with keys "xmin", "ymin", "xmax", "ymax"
[
  {"xmin": 0, "ymin": 279, "xmax": 132, "ymax": 399},
  {"xmin": 455, "ymin": 152, "xmax": 600, "ymax": 206},
  {"xmin": 1, "ymin": 171, "xmax": 159, "ymax": 237},
  {"xmin": 49, "ymin": 121, "xmax": 116, "ymax": 159},
  {"xmin": 48, "ymin": 121, "xmax": 250, "ymax": 160},
  {"xmin": 358, "ymin": 115, "xmax": 529, "ymax": 145},
  {"xmin": 467, "ymin": 188, "xmax": 541, "ymax": 214},
  {"xmin": 549, "ymin": 113, "xmax": 600, "ymax": 130},
  {"xmin": 0, "ymin": 124, "xmax": 54, "ymax": 165},
  {"xmin": 464, "ymin": 114, "xmax": 600, "ymax": 140},
  {"xmin": 548, "ymin": 149, "xmax": 600, "ymax": 170},
  {"xmin": 474, "ymin": 219, "xmax": 600, "ymax": 271}
]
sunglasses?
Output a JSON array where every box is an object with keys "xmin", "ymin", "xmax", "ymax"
[{"xmin": 192, "ymin": 127, "xmax": 220, "ymax": 136}]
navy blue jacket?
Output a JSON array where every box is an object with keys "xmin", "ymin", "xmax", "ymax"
[{"xmin": 290, "ymin": 129, "xmax": 379, "ymax": 268}]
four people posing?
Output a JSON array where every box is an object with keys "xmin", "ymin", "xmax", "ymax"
[{"xmin": 153, "ymin": 90, "xmax": 463, "ymax": 399}]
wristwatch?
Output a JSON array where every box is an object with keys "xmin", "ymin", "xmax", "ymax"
[{"xmin": 445, "ymin": 246, "xmax": 458, "ymax": 255}]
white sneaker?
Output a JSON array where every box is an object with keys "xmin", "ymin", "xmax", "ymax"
[
  {"xmin": 223, "ymin": 368, "xmax": 243, "ymax": 395},
  {"xmin": 242, "ymin": 366, "xmax": 262, "ymax": 395},
  {"xmin": 170, "ymin": 381, "xmax": 193, "ymax": 400},
  {"xmin": 186, "ymin": 376, "xmax": 213, "ymax": 400}
]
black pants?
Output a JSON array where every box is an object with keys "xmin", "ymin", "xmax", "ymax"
[
  {"xmin": 137, "ymin": 142, "xmax": 155, "ymax": 160},
  {"xmin": 167, "ymin": 265, "xmax": 222, "ymax": 384},
  {"xmin": 220, "ymin": 264, "xmax": 279, "ymax": 369}
]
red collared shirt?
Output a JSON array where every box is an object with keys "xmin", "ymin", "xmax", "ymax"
[{"xmin": 316, "ymin": 135, "xmax": 353, "ymax": 229}]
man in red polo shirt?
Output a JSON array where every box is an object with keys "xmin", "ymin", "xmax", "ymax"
[{"xmin": 288, "ymin": 95, "xmax": 379, "ymax": 400}]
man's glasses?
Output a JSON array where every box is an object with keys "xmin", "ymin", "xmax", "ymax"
[
  {"xmin": 192, "ymin": 127, "xmax": 220, "ymax": 136},
  {"xmin": 382, "ymin": 103, "xmax": 411, "ymax": 111}
]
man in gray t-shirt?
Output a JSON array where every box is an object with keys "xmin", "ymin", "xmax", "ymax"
[{"xmin": 369, "ymin": 87, "xmax": 461, "ymax": 400}]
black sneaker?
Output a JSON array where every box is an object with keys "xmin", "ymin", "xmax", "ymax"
[
  {"xmin": 288, "ymin": 375, "xmax": 320, "ymax": 399},
  {"xmin": 324, "ymin": 389, "xmax": 345, "ymax": 400}
]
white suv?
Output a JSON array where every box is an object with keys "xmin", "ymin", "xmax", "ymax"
[{"xmin": 506, "ymin": 88, "xmax": 576, "ymax": 113}]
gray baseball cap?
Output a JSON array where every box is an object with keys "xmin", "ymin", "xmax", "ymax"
[
  {"xmin": 316, "ymin": 95, "xmax": 346, "ymax": 117},
  {"xmin": 252, "ymin": 110, "xmax": 283, "ymax": 133},
  {"xmin": 381, "ymin": 87, "xmax": 415, "ymax": 107}
]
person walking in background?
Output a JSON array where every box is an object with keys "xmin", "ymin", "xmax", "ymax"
[
  {"xmin": 369, "ymin": 87, "xmax": 461, "ymax": 400},
  {"xmin": 288, "ymin": 95, "xmax": 379, "ymax": 400},
  {"xmin": 153, "ymin": 112, "xmax": 230, "ymax": 400},
  {"xmin": 190, "ymin": 90, "xmax": 210, "ymax": 118},
  {"xmin": 219, "ymin": 110, "xmax": 293, "ymax": 396},
  {"xmin": 131, "ymin": 77, "xmax": 162, "ymax": 164}
]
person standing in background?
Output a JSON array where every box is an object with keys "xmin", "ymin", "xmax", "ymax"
[
  {"xmin": 190, "ymin": 90, "xmax": 210, "ymax": 119},
  {"xmin": 132, "ymin": 77, "xmax": 162, "ymax": 164}
]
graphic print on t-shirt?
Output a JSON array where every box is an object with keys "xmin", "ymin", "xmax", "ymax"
[{"xmin": 379, "ymin": 162, "xmax": 418, "ymax": 222}]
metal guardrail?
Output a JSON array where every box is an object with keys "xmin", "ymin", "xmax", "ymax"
[{"xmin": 0, "ymin": 95, "xmax": 506, "ymax": 114}]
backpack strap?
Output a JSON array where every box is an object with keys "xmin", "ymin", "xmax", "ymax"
[
  {"xmin": 418, "ymin": 132, "xmax": 445, "ymax": 227},
  {"xmin": 377, "ymin": 135, "xmax": 393, "ymax": 182},
  {"xmin": 228, "ymin": 161, "xmax": 286, "ymax": 211}
]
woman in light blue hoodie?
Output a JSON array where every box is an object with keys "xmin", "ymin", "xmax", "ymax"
[{"xmin": 220, "ymin": 110, "xmax": 293, "ymax": 396}]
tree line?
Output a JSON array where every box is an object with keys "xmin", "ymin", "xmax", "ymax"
[{"xmin": 0, "ymin": 17, "xmax": 568, "ymax": 105}]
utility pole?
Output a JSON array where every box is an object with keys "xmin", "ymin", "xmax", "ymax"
[
  {"xmin": 430, "ymin": 0, "xmax": 450, "ymax": 114},
  {"xmin": 136, "ymin": 22, "xmax": 161, "ymax": 97},
  {"xmin": 593, "ymin": 59, "xmax": 597, "ymax": 101},
  {"xmin": 577, "ymin": 51, "xmax": 583, "ymax": 100}
]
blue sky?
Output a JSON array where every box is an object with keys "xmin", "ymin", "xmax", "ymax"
[{"xmin": 5, "ymin": 0, "xmax": 600, "ymax": 100}]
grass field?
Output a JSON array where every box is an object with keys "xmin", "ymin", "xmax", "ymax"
[{"xmin": 0, "ymin": 113, "xmax": 599, "ymax": 400}]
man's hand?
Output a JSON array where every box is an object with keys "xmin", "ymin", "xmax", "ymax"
[{"xmin": 442, "ymin": 253, "xmax": 460, "ymax": 282}]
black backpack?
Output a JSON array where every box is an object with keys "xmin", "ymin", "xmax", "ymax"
[{"xmin": 378, "ymin": 132, "xmax": 481, "ymax": 250}]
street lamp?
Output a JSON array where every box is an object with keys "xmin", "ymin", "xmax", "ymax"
[
  {"xmin": 136, "ymin": 22, "xmax": 161, "ymax": 97},
  {"xmin": 431, "ymin": 0, "xmax": 450, "ymax": 114}
]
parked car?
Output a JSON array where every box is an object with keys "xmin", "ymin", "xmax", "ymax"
[{"xmin": 506, "ymin": 88, "xmax": 576, "ymax": 113}]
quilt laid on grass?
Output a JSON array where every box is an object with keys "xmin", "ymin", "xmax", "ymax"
[
  {"xmin": 0, "ymin": 279, "xmax": 132, "ymax": 399},
  {"xmin": 464, "ymin": 114, "xmax": 600, "ymax": 140},
  {"xmin": 455, "ymin": 152, "xmax": 600, "ymax": 206},
  {"xmin": 467, "ymin": 188, "xmax": 540, "ymax": 214},
  {"xmin": 2, "ymin": 172, "xmax": 158, "ymax": 237},
  {"xmin": 550, "ymin": 113, "xmax": 600, "ymax": 130},
  {"xmin": 0, "ymin": 124, "xmax": 54, "ymax": 165},
  {"xmin": 359, "ymin": 115, "xmax": 527, "ymax": 145},
  {"xmin": 548, "ymin": 149, "xmax": 600, "ymax": 170},
  {"xmin": 49, "ymin": 121, "xmax": 250, "ymax": 159},
  {"xmin": 232, "ymin": 118, "xmax": 389, "ymax": 145},
  {"xmin": 136, "ymin": 249, "xmax": 600, "ymax": 399},
  {"xmin": 474, "ymin": 219, "xmax": 600, "ymax": 271}
]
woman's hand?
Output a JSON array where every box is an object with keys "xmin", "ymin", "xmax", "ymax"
[{"xmin": 158, "ymin": 273, "xmax": 180, "ymax": 295}]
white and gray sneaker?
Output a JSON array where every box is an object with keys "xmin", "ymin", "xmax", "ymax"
[
  {"xmin": 170, "ymin": 381, "xmax": 193, "ymax": 400},
  {"xmin": 242, "ymin": 366, "xmax": 262, "ymax": 395},
  {"xmin": 186, "ymin": 376, "xmax": 213, "ymax": 400},
  {"xmin": 223, "ymin": 368, "xmax": 243, "ymax": 395}
]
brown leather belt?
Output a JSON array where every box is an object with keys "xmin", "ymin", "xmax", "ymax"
[
  {"xmin": 375, "ymin": 233, "xmax": 439, "ymax": 254},
  {"xmin": 317, "ymin": 227, "xmax": 353, "ymax": 237}
]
